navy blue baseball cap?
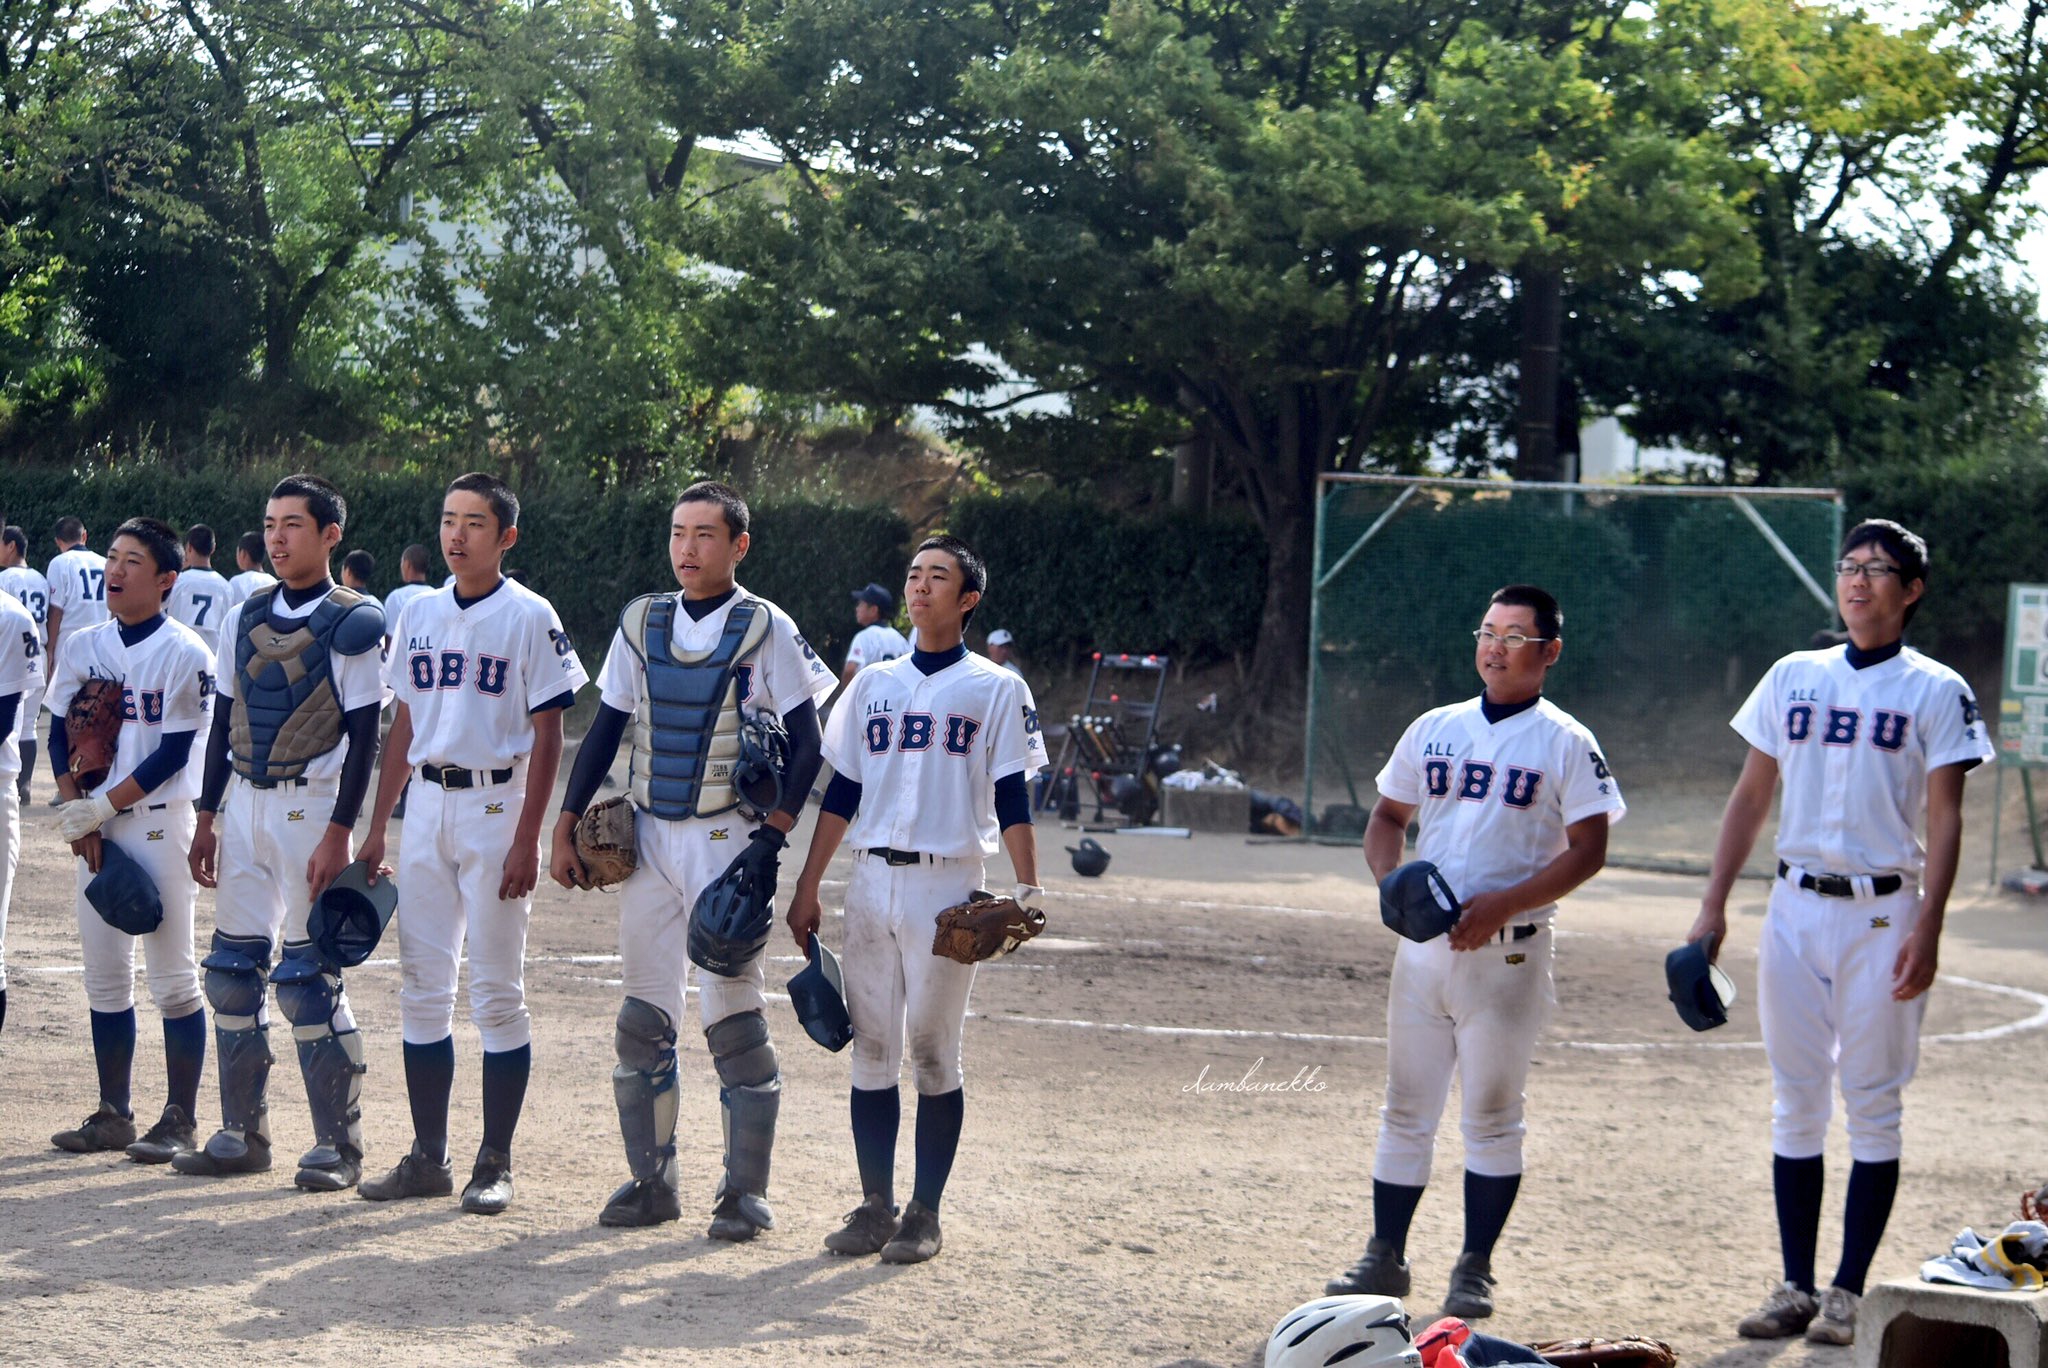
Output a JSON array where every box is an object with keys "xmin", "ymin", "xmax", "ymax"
[
  {"xmin": 1666, "ymin": 937, "xmax": 1736, "ymax": 1031},
  {"xmin": 852, "ymin": 583, "xmax": 893, "ymax": 611},
  {"xmin": 1378, "ymin": 859, "xmax": 1462, "ymax": 942}
]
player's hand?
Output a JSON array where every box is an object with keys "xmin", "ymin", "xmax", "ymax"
[
  {"xmin": 190, "ymin": 818, "xmax": 219, "ymax": 888},
  {"xmin": 500, "ymin": 835, "xmax": 541, "ymax": 902},
  {"xmin": 70, "ymin": 831, "xmax": 105, "ymax": 874},
  {"xmin": 1447, "ymin": 890, "xmax": 1515, "ymax": 951},
  {"xmin": 57, "ymin": 793, "xmax": 118, "ymax": 842},
  {"xmin": 1892, "ymin": 922, "xmax": 1940, "ymax": 1001},
  {"xmin": 1686, "ymin": 907, "xmax": 1729, "ymax": 960},
  {"xmin": 549, "ymin": 826, "xmax": 587, "ymax": 890},
  {"xmin": 786, "ymin": 885, "xmax": 823, "ymax": 947},
  {"xmin": 357, "ymin": 827, "xmax": 388, "ymax": 885},
  {"xmin": 306, "ymin": 824, "xmax": 351, "ymax": 900}
]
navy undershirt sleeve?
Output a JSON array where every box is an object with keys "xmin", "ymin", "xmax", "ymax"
[
  {"xmin": 822, "ymin": 772, "xmax": 862, "ymax": 820},
  {"xmin": 994, "ymin": 771, "xmax": 1031, "ymax": 830},
  {"xmin": 128, "ymin": 729, "xmax": 197, "ymax": 797},
  {"xmin": 328, "ymin": 702, "xmax": 382, "ymax": 827},
  {"xmin": 777, "ymin": 700, "xmax": 822, "ymax": 821},
  {"xmin": 197, "ymin": 703, "xmax": 233, "ymax": 813},
  {"xmin": 49, "ymin": 714, "xmax": 72, "ymax": 780},
  {"xmin": 0, "ymin": 693, "xmax": 16, "ymax": 748},
  {"xmin": 561, "ymin": 703, "xmax": 629, "ymax": 815}
]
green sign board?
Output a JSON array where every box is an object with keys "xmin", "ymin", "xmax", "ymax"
[{"xmin": 1999, "ymin": 583, "xmax": 2048, "ymax": 766}]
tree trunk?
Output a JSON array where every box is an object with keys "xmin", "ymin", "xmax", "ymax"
[
  {"xmin": 1515, "ymin": 266, "xmax": 1564, "ymax": 481},
  {"xmin": 1171, "ymin": 428, "xmax": 1214, "ymax": 511},
  {"xmin": 1246, "ymin": 478, "xmax": 1314, "ymax": 699}
]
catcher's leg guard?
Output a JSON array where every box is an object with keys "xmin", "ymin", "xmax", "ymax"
[
  {"xmin": 273, "ymin": 947, "xmax": 366, "ymax": 1190},
  {"xmin": 176, "ymin": 933, "xmax": 275, "ymax": 1175},
  {"xmin": 602, "ymin": 996, "xmax": 681, "ymax": 1228},
  {"xmin": 707, "ymin": 1009, "xmax": 779, "ymax": 1239}
]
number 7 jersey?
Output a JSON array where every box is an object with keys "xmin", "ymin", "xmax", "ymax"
[{"xmin": 1374, "ymin": 696, "xmax": 1624, "ymax": 920}]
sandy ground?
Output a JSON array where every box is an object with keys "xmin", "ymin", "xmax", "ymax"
[{"xmin": 4, "ymin": 765, "xmax": 2048, "ymax": 1368}]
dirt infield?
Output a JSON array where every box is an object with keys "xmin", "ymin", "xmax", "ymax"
[{"xmin": 5, "ymin": 773, "xmax": 2047, "ymax": 1367}]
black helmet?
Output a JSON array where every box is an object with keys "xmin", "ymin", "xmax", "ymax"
[{"xmin": 1066, "ymin": 837, "xmax": 1110, "ymax": 878}]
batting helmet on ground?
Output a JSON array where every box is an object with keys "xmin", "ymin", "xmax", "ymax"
[
  {"xmin": 1067, "ymin": 837, "xmax": 1110, "ymax": 877},
  {"xmin": 787, "ymin": 933, "xmax": 853, "ymax": 1051},
  {"xmin": 1378, "ymin": 860, "xmax": 1461, "ymax": 943},
  {"xmin": 1665, "ymin": 937, "xmax": 1736, "ymax": 1032},
  {"xmin": 85, "ymin": 840, "xmax": 163, "ymax": 936},
  {"xmin": 1266, "ymin": 1295, "xmax": 1420, "ymax": 1368},
  {"xmin": 308, "ymin": 861, "xmax": 398, "ymax": 969}
]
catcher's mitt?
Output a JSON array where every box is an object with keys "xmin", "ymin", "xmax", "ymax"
[
  {"xmin": 1533, "ymin": 1338, "xmax": 1678, "ymax": 1368},
  {"xmin": 573, "ymin": 795, "xmax": 638, "ymax": 889},
  {"xmin": 932, "ymin": 891, "xmax": 1046, "ymax": 964},
  {"xmin": 64, "ymin": 677, "xmax": 125, "ymax": 792}
]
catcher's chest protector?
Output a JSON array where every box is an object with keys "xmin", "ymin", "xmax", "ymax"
[
  {"xmin": 624, "ymin": 593, "xmax": 770, "ymax": 820},
  {"xmin": 228, "ymin": 585, "xmax": 383, "ymax": 782}
]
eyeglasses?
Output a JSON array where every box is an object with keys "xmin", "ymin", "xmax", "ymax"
[
  {"xmin": 1834, "ymin": 559, "xmax": 1905, "ymax": 581},
  {"xmin": 1472, "ymin": 629, "xmax": 1553, "ymax": 650}
]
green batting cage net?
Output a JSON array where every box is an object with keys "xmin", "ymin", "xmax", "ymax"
[{"xmin": 1304, "ymin": 475, "xmax": 1844, "ymax": 867}]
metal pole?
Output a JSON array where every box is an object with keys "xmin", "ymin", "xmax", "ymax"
[{"xmin": 1303, "ymin": 478, "xmax": 1329, "ymax": 838}]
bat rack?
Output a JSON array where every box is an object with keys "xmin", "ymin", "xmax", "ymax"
[{"xmin": 1039, "ymin": 651, "xmax": 1172, "ymax": 826}]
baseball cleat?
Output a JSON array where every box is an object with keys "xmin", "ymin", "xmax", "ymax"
[
  {"xmin": 360, "ymin": 1141, "xmax": 454, "ymax": 1201},
  {"xmin": 1325, "ymin": 1237, "xmax": 1412, "ymax": 1298},
  {"xmin": 707, "ymin": 1187, "xmax": 772, "ymax": 1242},
  {"xmin": 599, "ymin": 1176, "xmax": 682, "ymax": 1228},
  {"xmin": 461, "ymin": 1146, "xmax": 515, "ymax": 1216},
  {"xmin": 173, "ymin": 1129, "xmax": 273, "ymax": 1175},
  {"xmin": 1442, "ymin": 1250, "xmax": 1496, "ymax": 1319},
  {"xmin": 52, "ymin": 1102, "xmax": 137, "ymax": 1153},
  {"xmin": 1737, "ymin": 1280, "xmax": 1819, "ymax": 1338},
  {"xmin": 1805, "ymin": 1286, "xmax": 1859, "ymax": 1345},
  {"xmin": 823, "ymin": 1194, "xmax": 900, "ymax": 1256},
  {"xmin": 878, "ymin": 1200, "xmax": 943, "ymax": 1265},
  {"xmin": 126, "ymin": 1105, "xmax": 197, "ymax": 1164},
  {"xmin": 294, "ymin": 1144, "xmax": 363, "ymax": 1193}
]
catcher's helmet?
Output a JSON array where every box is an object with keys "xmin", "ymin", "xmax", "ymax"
[
  {"xmin": 787, "ymin": 933, "xmax": 854, "ymax": 1051},
  {"xmin": 1378, "ymin": 860, "xmax": 1462, "ymax": 943},
  {"xmin": 86, "ymin": 839, "xmax": 164, "ymax": 936},
  {"xmin": 1665, "ymin": 937, "xmax": 1736, "ymax": 1032},
  {"xmin": 731, "ymin": 713, "xmax": 790, "ymax": 823},
  {"xmin": 308, "ymin": 860, "xmax": 398, "ymax": 969},
  {"xmin": 1067, "ymin": 836, "xmax": 1110, "ymax": 878},
  {"xmin": 1265, "ymin": 1295, "xmax": 1420, "ymax": 1368},
  {"xmin": 688, "ymin": 855, "xmax": 773, "ymax": 977}
]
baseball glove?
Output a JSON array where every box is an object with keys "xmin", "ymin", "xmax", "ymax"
[
  {"xmin": 572, "ymin": 795, "xmax": 637, "ymax": 889},
  {"xmin": 932, "ymin": 891, "xmax": 1046, "ymax": 964},
  {"xmin": 64, "ymin": 677, "xmax": 125, "ymax": 792},
  {"xmin": 1532, "ymin": 1337, "xmax": 1678, "ymax": 1368}
]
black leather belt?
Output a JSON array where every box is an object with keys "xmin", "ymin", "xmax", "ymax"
[
  {"xmin": 1496, "ymin": 924, "xmax": 1541, "ymax": 943},
  {"xmin": 244, "ymin": 776, "xmax": 311, "ymax": 790},
  {"xmin": 422, "ymin": 764, "xmax": 515, "ymax": 790},
  {"xmin": 863, "ymin": 847, "xmax": 938, "ymax": 866},
  {"xmin": 1779, "ymin": 861, "xmax": 1902, "ymax": 898}
]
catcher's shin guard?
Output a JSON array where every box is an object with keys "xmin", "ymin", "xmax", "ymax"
[
  {"xmin": 708, "ymin": 1009, "xmax": 779, "ymax": 1234},
  {"xmin": 273, "ymin": 948, "xmax": 366, "ymax": 1178},
  {"xmin": 192, "ymin": 933, "xmax": 275, "ymax": 1167},
  {"xmin": 611, "ymin": 997, "xmax": 680, "ymax": 1188}
]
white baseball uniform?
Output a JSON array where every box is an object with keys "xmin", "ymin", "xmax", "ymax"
[
  {"xmin": 845, "ymin": 622, "xmax": 911, "ymax": 672},
  {"xmin": 1732, "ymin": 644, "xmax": 1991, "ymax": 1161},
  {"xmin": 821, "ymin": 650, "xmax": 1049, "ymax": 1093},
  {"xmin": 45, "ymin": 546, "xmax": 108, "ymax": 679},
  {"xmin": 1370, "ymin": 696, "xmax": 1624, "ymax": 1184},
  {"xmin": 385, "ymin": 581, "xmax": 587, "ymax": 1051},
  {"xmin": 224, "ymin": 568, "xmax": 277, "ymax": 612},
  {"xmin": 382, "ymin": 582, "xmax": 434, "ymax": 632},
  {"xmin": 166, "ymin": 567, "xmax": 232, "ymax": 638},
  {"xmin": 0, "ymin": 567, "xmax": 48, "ymax": 746},
  {"xmin": 595, "ymin": 586, "xmax": 835, "ymax": 1030},
  {"xmin": 211, "ymin": 588, "xmax": 387, "ymax": 952},
  {"xmin": 0, "ymin": 588, "xmax": 42, "ymax": 995},
  {"xmin": 46, "ymin": 616, "xmax": 214, "ymax": 1018}
]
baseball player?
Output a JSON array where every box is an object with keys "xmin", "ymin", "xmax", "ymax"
[
  {"xmin": 1, "ymin": 526, "xmax": 50, "ymax": 802},
  {"xmin": 984, "ymin": 628, "xmax": 1023, "ymax": 676},
  {"xmin": 222, "ymin": 532, "xmax": 276, "ymax": 616},
  {"xmin": 173, "ymin": 475, "xmax": 387, "ymax": 1191},
  {"xmin": 549, "ymin": 480, "xmax": 833, "ymax": 1239},
  {"xmin": 840, "ymin": 582, "xmax": 910, "ymax": 690},
  {"xmin": 44, "ymin": 517, "xmax": 214, "ymax": 1164},
  {"xmin": 382, "ymin": 544, "xmax": 435, "ymax": 627},
  {"xmin": 1692, "ymin": 519, "xmax": 1991, "ymax": 1347},
  {"xmin": 354, "ymin": 473, "xmax": 587, "ymax": 1215},
  {"xmin": 45, "ymin": 517, "xmax": 109, "ymax": 663},
  {"xmin": 1325, "ymin": 584, "xmax": 1623, "ymax": 1319},
  {"xmin": 166, "ymin": 525, "xmax": 232, "ymax": 640},
  {"xmin": 785, "ymin": 534, "xmax": 1049, "ymax": 1264},
  {"xmin": 0, "ymin": 563, "xmax": 43, "ymax": 1039}
]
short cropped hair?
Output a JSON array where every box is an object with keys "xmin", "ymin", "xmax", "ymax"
[
  {"xmin": 54, "ymin": 516, "xmax": 85, "ymax": 544},
  {"xmin": 915, "ymin": 534, "xmax": 988, "ymax": 628},
  {"xmin": 237, "ymin": 531, "xmax": 265, "ymax": 565},
  {"xmin": 400, "ymin": 543, "xmax": 432, "ymax": 577},
  {"xmin": 112, "ymin": 516, "xmax": 182, "ymax": 579},
  {"xmin": 342, "ymin": 549, "xmax": 376, "ymax": 585},
  {"xmin": 2, "ymin": 526, "xmax": 26, "ymax": 556},
  {"xmin": 447, "ymin": 471, "xmax": 520, "ymax": 531},
  {"xmin": 1489, "ymin": 584, "xmax": 1562, "ymax": 643},
  {"xmin": 1841, "ymin": 518, "xmax": 1930, "ymax": 624},
  {"xmin": 184, "ymin": 524, "xmax": 215, "ymax": 558},
  {"xmin": 675, "ymin": 481, "xmax": 749, "ymax": 539},
  {"xmin": 269, "ymin": 473, "xmax": 347, "ymax": 532}
]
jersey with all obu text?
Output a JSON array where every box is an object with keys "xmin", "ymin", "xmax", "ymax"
[
  {"xmin": 166, "ymin": 567, "xmax": 231, "ymax": 637},
  {"xmin": 1375, "ymin": 696, "xmax": 1625, "ymax": 923},
  {"xmin": 46, "ymin": 547, "xmax": 109, "ymax": 636},
  {"xmin": 0, "ymin": 589, "xmax": 42, "ymax": 776},
  {"xmin": 386, "ymin": 580, "xmax": 590, "ymax": 770},
  {"xmin": 1732, "ymin": 645, "xmax": 1993, "ymax": 880},
  {"xmin": 823, "ymin": 651, "xmax": 1050, "ymax": 860},
  {"xmin": 46, "ymin": 615, "xmax": 214, "ymax": 803}
]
